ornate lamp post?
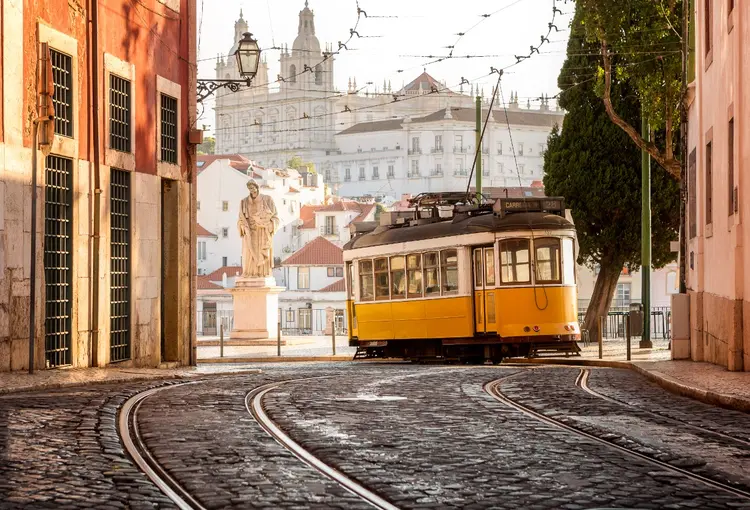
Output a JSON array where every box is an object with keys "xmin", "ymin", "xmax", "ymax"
[{"xmin": 197, "ymin": 32, "xmax": 261, "ymax": 103}]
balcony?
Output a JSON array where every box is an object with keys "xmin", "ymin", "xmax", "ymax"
[
  {"xmin": 431, "ymin": 147, "xmax": 444, "ymax": 154},
  {"xmin": 430, "ymin": 170, "xmax": 443, "ymax": 177},
  {"xmin": 454, "ymin": 146, "xmax": 467, "ymax": 153},
  {"xmin": 407, "ymin": 172, "xmax": 421, "ymax": 179},
  {"xmin": 408, "ymin": 148, "xmax": 422, "ymax": 155},
  {"xmin": 454, "ymin": 170, "xmax": 468, "ymax": 176}
]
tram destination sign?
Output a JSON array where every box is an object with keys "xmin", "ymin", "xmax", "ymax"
[{"xmin": 495, "ymin": 197, "xmax": 565, "ymax": 217}]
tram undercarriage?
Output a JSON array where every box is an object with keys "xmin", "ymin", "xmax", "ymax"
[{"xmin": 352, "ymin": 336, "xmax": 581, "ymax": 364}]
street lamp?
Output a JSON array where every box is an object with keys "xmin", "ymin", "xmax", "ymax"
[{"xmin": 197, "ymin": 32, "xmax": 261, "ymax": 103}]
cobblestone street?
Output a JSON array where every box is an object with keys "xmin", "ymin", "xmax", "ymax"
[{"xmin": 1, "ymin": 362, "xmax": 750, "ymax": 509}]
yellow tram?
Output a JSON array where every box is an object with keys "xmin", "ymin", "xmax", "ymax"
[{"xmin": 342, "ymin": 193, "xmax": 580, "ymax": 363}]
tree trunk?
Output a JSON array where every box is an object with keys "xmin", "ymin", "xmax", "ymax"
[{"xmin": 583, "ymin": 263, "xmax": 622, "ymax": 343}]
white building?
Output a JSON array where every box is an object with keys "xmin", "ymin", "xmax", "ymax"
[
  {"xmin": 325, "ymin": 102, "xmax": 563, "ymax": 200},
  {"xmin": 196, "ymin": 154, "xmax": 325, "ymax": 276},
  {"xmin": 278, "ymin": 236, "xmax": 348, "ymax": 334}
]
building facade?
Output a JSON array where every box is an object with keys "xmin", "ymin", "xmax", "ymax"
[
  {"xmin": 684, "ymin": 0, "xmax": 750, "ymax": 370},
  {"xmin": 0, "ymin": 0, "xmax": 197, "ymax": 371},
  {"xmin": 327, "ymin": 103, "xmax": 562, "ymax": 199}
]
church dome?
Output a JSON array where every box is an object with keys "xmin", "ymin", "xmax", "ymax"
[{"xmin": 292, "ymin": 2, "xmax": 321, "ymax": 55}]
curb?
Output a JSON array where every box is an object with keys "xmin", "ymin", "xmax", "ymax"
[
  {"xmin": 0, "ymin": 368, "xmax": 263, "ymax": 396},
  {"xmin": 199, "ymin": 356, "xmax": 355, "ymax": 364},
  {"xmin": 507, "ymin": 357, "xmax": 750, "ymax": 413}
]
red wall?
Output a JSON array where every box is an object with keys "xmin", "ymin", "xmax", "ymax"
[{"xmin": 20, "ymin": 0, "xmax": 193, "ymax": 175}]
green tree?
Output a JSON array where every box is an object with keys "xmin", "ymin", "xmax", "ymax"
[
  {"xmin": 544, "ymin": 6, "xmax": 680, "ymax": 340},
  {"xmin": 287, "ymin": 156, "xmax": 316, "ymax": 174},
  {"xmin": 575, "ymin": 0, "xmax": 684, "ymax": 179},
  {"xmin": 197, "ymin": 136, "xmax": 215, "ymax": 155}
]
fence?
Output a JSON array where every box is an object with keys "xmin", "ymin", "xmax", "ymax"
[
  {"xmin": 577, "ymin": 306, "xmax": 671, "ymax": 340},
  {"xmin": 197, "ymin": 310, "xmax": 234, "ymax": 337},
  {"xmin": 197, "ymin": 308, "xmax": 347, "ymax": 337}
]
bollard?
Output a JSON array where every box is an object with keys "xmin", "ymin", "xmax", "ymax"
[
  {"xmin": 277, "ymin": 321, "xmax": 282, "ymax": 357},
  {"xmin": 598, "ymin": 316, "xmax": 604, "ymax": 360},
  {"xmin": 331, "ymin": 320, "xmax": 336, "ymax": 356},
  {"xmin": 220, "ymin": 323, "xmax": 224, "ymax": 358},
  {"xmin": 626, "ymin": 314, "xmax": 631, "ymax": 361}
]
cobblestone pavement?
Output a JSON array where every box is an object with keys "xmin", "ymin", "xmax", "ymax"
[{"xmin": 1, "ymin": 362, "xmax": 750, "ymax": 509}]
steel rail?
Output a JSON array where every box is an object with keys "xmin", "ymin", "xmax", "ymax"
[
  {"xmin": 246, "ymin": 380, "xmax": 400, "ymax": 510},
  {"xmin": 485, "ymin": 373, "xmax": 750, "ymax": 500},
  {"xmin": 576, "ymin": 368, "xmax": 750, "ymax": 448},
  {"xmin": 119, "ymin": 382, "xmax": 206, "ymax": 510}
]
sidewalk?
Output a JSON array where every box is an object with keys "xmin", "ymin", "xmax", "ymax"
[{"xmin": 197, "ymin": 334, "xmax": 356, "ymax": 362}]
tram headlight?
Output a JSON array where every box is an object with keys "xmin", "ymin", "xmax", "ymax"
[{"xmin": 533, "ymin": 325, "xmax": 540, "ymax": 333}]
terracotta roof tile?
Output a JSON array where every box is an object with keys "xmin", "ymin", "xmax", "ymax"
[
  {"xmin": 197, "ymin": 154, "xmax": 249, "ymax": 173},
  {"xmin": 197, "ymin": 224, "xmax": 217, "ymax": 237},
  {"xmin": 281, "ymin": 237, "xmax": 343, "ymax": 266},
  {"xmin": 206, "ymin": 265, "xmax": 242, "ymax": 281},
  {"xmin": 300, "ymin": 205, "xmax": 324, "ymax": 229},
  {"xmin": 197, "ymin": 275, "xmax": 223, "ymax": 290},
  {"xmin": 289, "ymin": 187, "xmax": 300, "ymax": 193},
  {"xmin": 349, "ymin": 203, "xmax": 376, "ymax": 225},
  {"xmin": 318, "ymin": 279, "xmax": 346, "ymax": 292}
]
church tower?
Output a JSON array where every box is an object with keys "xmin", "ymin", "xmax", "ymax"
[
  {"xmin": 215, "ymin": 10, "xmax": 269, "ymax": 90},
  {"xmin": 280, "ymin": 2, "xmax": 334, "ymax": 93}
]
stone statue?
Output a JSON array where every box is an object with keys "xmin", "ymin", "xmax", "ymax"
[{"xmin": 238, "ymin": 180, "xmax": 279, "ymax": 278}]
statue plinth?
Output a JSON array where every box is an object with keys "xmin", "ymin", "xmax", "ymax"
[{"xmin": 230, "ymin": 276, "xmax": 286, "ymax": 344}]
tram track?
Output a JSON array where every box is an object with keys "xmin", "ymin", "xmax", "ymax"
[
  {"xmin": 575, "ymin": 367, "xmax": 750, "ymax": 448},
  {"xmin": 485, "ymin": 372, "xmax": 750, "ymax": 501},
  {"xmin": 119, "ymin": 377, "xmax": 398, "ymax": 510}
]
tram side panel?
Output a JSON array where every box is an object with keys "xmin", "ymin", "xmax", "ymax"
[{"xmin": 493, "ymin": 286, "xmax": 579, "ymax": 340}]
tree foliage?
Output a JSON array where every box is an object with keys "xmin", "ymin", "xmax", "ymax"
[
  {"xmin": 197, "ymin": 136, "xmax": 215, "ymax": 155},
  {"xmin": 574, "ymin": 0, "xmax": 684, "ymax": 179},
  {"xmin": 287, "ymin": 156, "xmax": 316, "ymax": 174},
  {"xmin": 544, "ymin": 6, "xmax": 680, "ymax": 335}
]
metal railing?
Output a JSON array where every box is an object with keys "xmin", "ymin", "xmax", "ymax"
[
  {"xmin": 198, "ymin": 309, "xmax": 234, "ymax": 337},
  {"xmin": 577, "ymin": 306, "xmax": 671, "ymax": 340},
  {"xmin": 279, "ymin": 308, "xmax": 347, "ymax": 336}
]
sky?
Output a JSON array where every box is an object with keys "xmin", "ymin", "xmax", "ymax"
[{"xmin": 196, "ymin": 0, "xmax": 576, "ymax": 132}]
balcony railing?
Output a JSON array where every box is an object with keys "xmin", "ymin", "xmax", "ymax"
[
  {"xmin": 430, "ymin": 170, "xmax": 443, "ymax": 177},
  {"xmin": 454, "ymin": 147, "xmax": 467, "ymax": 153},
  {"xmin": 408, "ymin": 148, "xmax": 422, "ymax": 155},
  {"xmin": 407, "ymin": 172, "xmax": 421, "ymax": 179},
  {"xmin": 431, "ymin": 147, "xmax": 444, "ymax": 154},
  {"xmin": 454, "ymin": 170, "xmax": 468, "ymax": 176}
]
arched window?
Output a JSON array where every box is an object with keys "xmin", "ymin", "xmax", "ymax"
[
  {"xmin": 289, "ymin": 65, "xmax": 297, "ymax": 83},
  {"xmin": 315, "ymin": 65, "xmax": 323, "ymax": 85}
]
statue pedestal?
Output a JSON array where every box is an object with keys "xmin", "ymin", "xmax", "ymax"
[{"xmin": 230, "ymin": 277, "xmax": 286, "ymax": 345}]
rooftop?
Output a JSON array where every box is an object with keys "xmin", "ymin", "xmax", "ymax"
[
  {"xmin": 318, "ymin": 279, "xmax": 346, "ymax": 292},
  {"xmin": 205, "ymin": 265, "xmax": 242, "ymax": 281},
  {"xmin": 281, "ymin": 236, "xmax": 343, "ymax": 266},
  {"xmin": 197, "ymin": 224, "xmax": 217, "ymax": 237},
  {"xmin": 197, "ymin": 275, "xmax": 224, "ymax": 290}
]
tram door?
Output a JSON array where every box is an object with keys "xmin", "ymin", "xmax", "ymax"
[{"xmin": 472, "ymin": 247, "xmax": 498, "ymax": 334}]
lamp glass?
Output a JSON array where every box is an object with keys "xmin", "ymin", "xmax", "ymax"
[{"xmin": 235, "ymin": 32, "xmax": 260, "ymax": 78}]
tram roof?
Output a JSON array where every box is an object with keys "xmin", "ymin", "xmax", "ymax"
[{"xmin": 343, "ymin": 212, "xmax": 574, "ymax": 251}]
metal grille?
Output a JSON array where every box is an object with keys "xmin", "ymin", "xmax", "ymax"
[
  {"xmin": 44, "ymin": 155, "xmax": 73, "ymax": 368},
  {"xmin": 50, "ymin": 49, "xmax": 73, "ymax": 137},
  {"xmin": 110, "ymin": 75, "xmax": 131, "ymax": 152},
  {"xmin": 160, "ymin": 94, "xmax": 178, "ymax": 164},
  {"xmin": 110, "ymin": 169, "xmax": 131, "ymax": 362}
]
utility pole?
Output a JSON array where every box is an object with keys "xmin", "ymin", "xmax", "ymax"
[
  {"xmin": 641, "ymin": 109, "xmax": 653, "ymax": 349},
  {"xmin": 476, "ymin": 96, "xmax": 482, "ymax": 196}
]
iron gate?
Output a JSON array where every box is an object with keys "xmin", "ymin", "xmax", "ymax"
[
  {"xmin": 44, "ymin": 155, "xmax": 73, "ymax": 367},
  {"xmin": 110, "ymin": 169, "xmax": 131, "ymax": 362}
]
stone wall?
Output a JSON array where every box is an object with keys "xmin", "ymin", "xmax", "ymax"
[{"xmin": 689, "ymin": 290, "xmax": 747, "ymax": 371}]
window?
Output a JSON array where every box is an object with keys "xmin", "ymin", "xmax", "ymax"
[
  {"xmin": 345, "ymin": 168, "xmax": 351, "ymax": 181},
  {"xmin": 286, "ymin": 309, "xmax": 295, "ymax": 322},
  {"xmin": 440, "ymin": 250, "xmax": 458, "ymax": 295},
  {"xmin": 222, "ymin": 256, "xmax": 228, "ymax": 266},
  {"xmin": 519, "ymin": 164, "xmax": 525, "ymax": 175},
  {"xmin": 160, "ymin": 94, "xmax": 178, "ymax": 164},
  {"xmin": 689, "ymin": 149, "xmax": 697, "ymax": 238},
  {"xmin": 359, "ymin": 167, "xmax": 366, "ymax": 181},
  {"xmin": 336, "ymin": 267, "xmax": 343, "ymax": 277},
  {"xmin": 359, "ymin": 260, "xmax": 374, "ymax": 301},
  {"xmin": 455, "ymin": 135, "xmax": 463, "ymax": 150},
  {"xmin": 473, "ymin": 250, "xmax": 483, "ymax": 287},
  {"xmin": 198, "ymin": 241, "xmax": 207, "ymax": 261},
  {"xmin": 706, "ymin": 140, "xmax": 713, "ymax": 225},
  {"xmin": 324, "ymin": 169, "xmax": 331, "ymax": 182},
  {"xmin": 222, "ymin": 227, "xmax": 229, "ymax": 238},
  {"xmin": 499, "ymin": 239, "xmax": 531, "ymax": 284},
  {"xmin": 436, "ymin": 163, "xmax": 442, "ymax": 175},
  {"xmin": 390, "ymin": 256, "xmax": 406, "ymax": 299},
  {"xmin": 497, "ymin": 142, "xmax": 503, "ymax": 155},
  {"xmin": 456, "ymin": 160, "xmax": 464, "ymax": 175},
  {"xmin": 50, "ymin": 49, "xmax": 73, "ymax": 137},
  {"xmin": 705, "ymin": 0, "xmax": 712, "ymax": 55},
  {"xmin": 387, "ymin": 165, "xmax": 395, "ymax": 178},
  {"xmin": 484, "ymin": 248, "xmax": 495, "ymax": 286},
  {"xmin": 327, "ymin": 267, "xmax": 335, "ymax": 277},
  {"xmin": 729, "ymin": 118, "xmax": 735, "ymax": 215},
  {"xmin": 407, "ymin": 254, "xmax": 423, "ymax": 298},
  {"xmin": 518, "ymin": 143, "xmax": 524, "ymax": 155},
  {"xmin": 562, "ymin": 238, "xmax": 576, "ymax": 285},
  {"xmin": 110, "ymin": 75, "xmax": 132, "ymax": 152},
  {"xmin": 424, "ymin": 252, "xmax": 440, "ymax": 296},
  {"xmin": 435, "ymin": 135, "xmax": 443, "ymax": 150},
  {"xmin": 497, "ymin": 162, "xmax": 504, "ymax": 174},
  {"xmin": 374, "ymin": 258, "xmax": 389, "ymax": 300},
  {"xmin": 290, "ymin": 65, "xmax": 297, "ymax": 83},
  {"xmin": 411, "ymin": 137, "xmax": 420, "ymax": 152},
  {"xmin": 222, "ymin": 201, "xmax": 229, "ymax": 211},
  {"xmin": 298, "ymin": 308, "xmax": 311, "ymax": 329},
  {"xmin": 535, "ymin": 238, "xmax": 561, "ymax": 283},
  {"xmin": 325, "ymin": 216, "xmax": 336, "ymax": 235},
  {"xmin": 482, "ymin": 159, "xmax": 489, "ymax": 176},
  {"xmin": 298, "ymin": 267, "xmax": 310, "ymax": 289},
  {"xmin": 373, "ymin": 166, "xmax": 379, "ymax": 180},
  {"xmin": 613, "ymin": 283, "xmax": 631, "ymax": 308},
  {"xmin": 410, "ymin": 159, "xmax": 419, "ymax": 176},
  {"xmin": 315, "ymin": 64, "xmax": 323, "ymax": 85}
]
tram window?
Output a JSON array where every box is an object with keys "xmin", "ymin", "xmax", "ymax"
[
  {"xmin": 441, "ymin": 249, "xmax": 459, "ymax": 294},
  {"xmin": 374, "ymin": 258, "xmax": 390, "ymax": 300},
  {"xmin": 535, "ymin": 238, "xmax": 561, "ymax": 283},
  {"xmin": 407, "ymin": 254, "xmax": 423, "ymax": 298},
  {"xmin": 390, "ymin": 256, "xmax": 406, "ymax": 299},
  {"xmin": 359, "ymin": 260, "xmax": 374, "ymax": 301},
  {"xmin": 473, "ymin": 250, "xmax": 483, "ymax": 287},
  {"xmin": 424, "ymin": 252, "xmax": 440, "ymax": 296},
  {"xmin": 562, "ymin": 238, "xmax": 576, "ymax": 285},
  {"xmin": 499, "ymin": 239, "xmax": 530, "ymax": 284},
  {"xmin": 485, "ymin": 248, "xmax": 496, "ymax": 286}
]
